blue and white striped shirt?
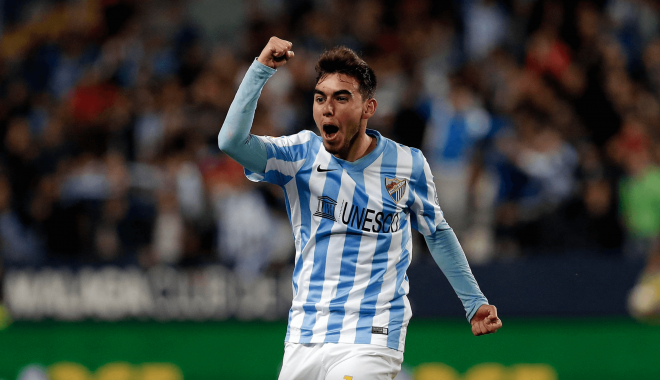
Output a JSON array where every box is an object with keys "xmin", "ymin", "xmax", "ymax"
[{"xmin": 246, "ymin": 128, "xmax": 445, "ymax": 351}]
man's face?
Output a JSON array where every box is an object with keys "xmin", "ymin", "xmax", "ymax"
[{"xmin": 313, "ymin": 73, "xmax": 366, "ymax": 158}]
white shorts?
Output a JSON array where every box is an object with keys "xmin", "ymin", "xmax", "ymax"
[{"xmin": 278, "ymin": 342, "xmax": 404, "ymax": 380}]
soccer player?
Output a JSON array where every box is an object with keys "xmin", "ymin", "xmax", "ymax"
[{"xmin": 218, "ymin": 37, "xmax": 502, "ymax": 380}]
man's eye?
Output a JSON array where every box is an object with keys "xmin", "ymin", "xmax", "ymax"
[
  {"xmin": 337, "ymin": 96, "xmax": 347, "ymax": 101},
  {"xmin": 315, "ymin": 97, "xmax": 324, "ymax": 103}
]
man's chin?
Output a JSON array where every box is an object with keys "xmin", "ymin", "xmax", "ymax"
[
  {"xmin": 325, "ymin": 143, "xmax": 351, "ymax": 158},
  {"xmin": 322, "ymin": 139, "xmax": 340, "ymax": 154}
]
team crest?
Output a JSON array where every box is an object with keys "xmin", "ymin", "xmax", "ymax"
[{"xmin": 385, "ymin": 177, "xmax": 407, "ymax": 204}]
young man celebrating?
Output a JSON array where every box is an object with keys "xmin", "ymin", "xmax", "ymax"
[{"xmin": 218, "ymin": 37, "xmax": 502, "ymax": 380}]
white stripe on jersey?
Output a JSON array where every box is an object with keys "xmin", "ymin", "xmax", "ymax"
[
  {"xmin": 370, "ymin": 144, "xmax": 412, "ymax": 350},
  {"xmin": 247, "ymin": 129, "xmax": 443, "ymax": 351},
  {"xmin": 287, "ymin": 149, "xmax": 332, "ymax": 342},
  {"xmin": 284, "ymin": 176, "xmax": 303, "ymax": 257},
  {"xmin": 422, "ymin": 158, "xmax": 444, "ymax": 228}
]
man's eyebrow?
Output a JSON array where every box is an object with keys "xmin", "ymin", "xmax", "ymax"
[
  {"xmin": 333, "ymin": 90, "xmax": 353, "ymax": 97},
  {"xmin": 313, "ymin": 89, "xmax": 354, "ymax": 97}
]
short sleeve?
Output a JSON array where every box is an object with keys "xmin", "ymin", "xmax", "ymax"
[
  {"xmin": 409, "ymin": 150, "xmax": 446, "ymax": 236},
  {"xmin": 245, "ymin": 130, "xmax": 315, "ymax": 186}
]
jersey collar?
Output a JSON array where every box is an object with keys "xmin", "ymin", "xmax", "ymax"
[{"xmin": 330, "ymin": 129, "xmax": 385, "ymax": 172}]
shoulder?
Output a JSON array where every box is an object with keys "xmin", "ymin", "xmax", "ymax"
[
  {"xmin": 262, "ymin": 129, "xmax": 319, "ymax": 147},
  {"xmin": 383, "ymin": 135, "xmax": 428, "ymax": 163},
  {"xmin": 377, "ymin": 136, "xmax": 431, "ymax": 181},
  {"xmin": 390, "ymin": 141, "xmax": 431, "ymax": 182},
  {"xmin": 288, "ymin": 129, "xmax": 319, "ymax": 145}
]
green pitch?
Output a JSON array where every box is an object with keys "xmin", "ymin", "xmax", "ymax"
[{"xmin": 0, "ymin": 317, "xmax": 658, "ymax": 379}]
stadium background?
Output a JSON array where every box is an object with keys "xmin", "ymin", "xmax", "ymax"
[{"xmin": 1, "ymin": 0, "xmax": 660, "ymax": 379}]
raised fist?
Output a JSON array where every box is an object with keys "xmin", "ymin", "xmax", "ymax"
[{"xmin": 257, "ymin": 37, "xmax": 294, "ymax": 69}]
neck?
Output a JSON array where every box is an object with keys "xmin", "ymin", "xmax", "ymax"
[{"xmin": 339, "ymin": 130, "xmax": 376, "ymax": 162}]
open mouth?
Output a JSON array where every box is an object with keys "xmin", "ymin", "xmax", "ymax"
[{"xmin": 323, "ymin": 124, "xmax": 339, "ymax": 138}]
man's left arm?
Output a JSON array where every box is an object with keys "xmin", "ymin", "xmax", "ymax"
[
  {"xmin": 424, "ymin": 224, "xmax": 503, "ymax": 336},
  {"xmin": 409, "ymin": 150, "xmax": 501, "ymax": 335}
]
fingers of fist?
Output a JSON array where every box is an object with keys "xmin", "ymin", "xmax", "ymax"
[
  {"xmin": 271, "ymin": 38, "xmax": 293, "ymax": 57},
  {"xmin": 471, "ymin": 305, "xmax": 502, "ymax": 336},
  {"xmin": 259, "ymin": 37, "xmax": 294, "ymax": 68},
  {"xmin": 273, "ymin": 50, "xmax": 294, "ymax": 62},
  {"xmin": 471, "ymin": 315, "xmax": 502, "ymax": 336}
]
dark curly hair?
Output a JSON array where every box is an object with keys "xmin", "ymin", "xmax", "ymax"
[{"xmin": 315, "ymin": 46, "xmax": 377, "ymax": 100}]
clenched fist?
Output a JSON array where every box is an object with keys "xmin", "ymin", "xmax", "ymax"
[
  {"xmin": 258, "ymin": 37, "xmax": 294, "ymax": 69},
  {"xmin": 470, "ymin": 304, "xmax": 502, "ymax": 336}
]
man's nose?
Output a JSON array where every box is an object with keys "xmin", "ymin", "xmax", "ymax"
[{"xmin": 323, "ymin": 101, "xmax": 334, "ymax": 116}]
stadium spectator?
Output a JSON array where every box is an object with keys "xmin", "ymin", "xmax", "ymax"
[
  {"xmin": 0, "ymin": 172, "xmax": 44, "ymax": 264},
  {"xmin": 0, "ymin": 0, "xmax": 659, "ymax": 271},
  {"xmin": 614, "ymin": 118, "xmax": 660, "ymax": 258}
]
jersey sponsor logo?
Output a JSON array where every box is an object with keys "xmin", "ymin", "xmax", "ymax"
[
  {"xmin": 314, "ymin": 197, "xmax": 401, "ymax": 233},
  {"xmin": 372, "ymin": 326, "xmax": 389, "ymax": 335},
  {"xmin": 385, "ymin": 177, "xmax": 407, "ymax": 204},
  {"xmin": 340, "ymin": 201, "xmax": 400, "ymax": 233},
  {"xmin": 314, "ymin": 196, "xmax": 338, "ymax": 222}
]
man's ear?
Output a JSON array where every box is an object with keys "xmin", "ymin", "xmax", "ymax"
[{"xmin": 362, "ymin": 98, "xmax": 377, "ymax": 120}]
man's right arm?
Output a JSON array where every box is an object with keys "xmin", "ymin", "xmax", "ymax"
[
  {"xmin": 218, "ymin": 37, "xmax": 294, "ymax": 173},
  {"xmin": 217, "ymin": 60, "xmax": 273, "ymax": 173}
]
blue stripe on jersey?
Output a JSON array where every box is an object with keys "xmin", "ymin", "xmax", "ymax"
[
  {"xmin": 299, "ymin": 168, "xmax": 343, "ymax": 342},
  {"xmin": 324, "ymin": 223, "xmax": 363, "ymax": 341},
  {"xmin": 264, "ymin": 170, "xmax": 292, "ymax": 186},
  {"xmin": 282, "ymin": 187, "xmax": 294, "ymax": 234},
  {"xmin": 270, "ymin": 140, "xmax": 309, "ymax": 163},
  {"xmin": 290, "ymin": 142, "xmax": 321, "ymax": 296},
  {"xmin": 409, "ymin": 148, "xmax": 426, "ymax": 233},
  {"xmin": 354, "ymin": 142, "xmax": 398, "ymax": 344},
  {"xmin": 292, "ymin": 254, "xmax": 304, "ymax": 296},
  {"xmin": 324, "ymin": 172, "xmax": 370, "ymax": 343},
  {"xmin": 412, "ymin": 149, "xmax": 437, "ymax": 234},
  {"xmin": 387, "ymin": 216, "xmax": 411, "ymax": 349}
]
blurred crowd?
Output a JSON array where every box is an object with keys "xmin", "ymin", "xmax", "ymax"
[{"xmin": 1, "ymin": 0, "xmax": 660, "ymax": 276}]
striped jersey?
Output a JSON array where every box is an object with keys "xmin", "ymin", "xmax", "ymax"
[{"xmin": 245, "ymin": 128, "xmax": 444, "ymax": 351}]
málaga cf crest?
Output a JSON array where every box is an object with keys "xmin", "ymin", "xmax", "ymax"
[{"xmin": 385, "ymin": 177, "xmax": 407, "ymax": 204}]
